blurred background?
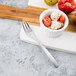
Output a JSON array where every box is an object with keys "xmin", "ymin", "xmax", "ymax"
[{"xmin": 0, "ymin": 0, "xmax": 29, "ymax": 9}]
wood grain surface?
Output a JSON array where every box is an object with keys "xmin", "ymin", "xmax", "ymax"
[{"xmin": 0, "ymin": 4, "xmax": 76, "ymax": 33}]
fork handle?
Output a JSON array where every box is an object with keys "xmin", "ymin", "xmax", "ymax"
[
  {"xmin": 34, "ymin": 36, "xmax": 58, "ymax": 68},
  {"xmin": 40, "ymin": 44, "xmax": 58, "ymax": 67}
]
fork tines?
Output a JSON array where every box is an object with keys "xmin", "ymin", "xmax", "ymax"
[{"xmin": 22, "ymin": 22, "xmax": 32, "ymax": 32}]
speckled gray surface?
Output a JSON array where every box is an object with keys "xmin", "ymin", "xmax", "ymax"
[
  {"xmin": 0, "ymin": 0, "xmax": 28, "ymax": 9},
  {"xmin": 0, "ymin": 1, "xmax": 76, "ymax": 76}
]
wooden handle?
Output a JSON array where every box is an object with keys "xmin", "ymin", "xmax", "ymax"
[
  {"xmin": 0, "ymin": 4, "xmax": 76, "ymax": 33},
  {"xmin": 0, "ymin": 4, "xmax": 46, "ymax": 26}
]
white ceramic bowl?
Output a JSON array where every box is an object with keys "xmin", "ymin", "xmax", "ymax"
[{"xmin": 39, "ymin": 9, "xmax": 69, "ymax": 37}]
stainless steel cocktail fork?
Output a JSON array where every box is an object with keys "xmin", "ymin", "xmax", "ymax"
[{"xmin": 22, "ymin": 22, "xmax": 58, "ymax": 68}]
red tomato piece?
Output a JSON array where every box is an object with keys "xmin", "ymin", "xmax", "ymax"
[
  {"xmin": 42, "ymin": 16, "xmax": 52, "ymax": 27},
  {"xmin": 59, "ymin": 15, "xmax": 65, "ymax": 23}
]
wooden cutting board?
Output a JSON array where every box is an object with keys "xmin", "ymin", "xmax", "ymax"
[{"xmin": 0, "ymin": 4, "xmax": 76, "ymax": 33}]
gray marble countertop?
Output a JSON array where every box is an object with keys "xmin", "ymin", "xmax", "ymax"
[
  {"xmin": 0, "ymin": 0, "xmax": 76, "ymax": 76},
  {"xmin": 0, "ymin": 0, "xmax": 28, "ymax": 9}
]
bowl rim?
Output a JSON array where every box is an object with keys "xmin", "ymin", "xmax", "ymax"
[{"xmin": 39, "ymin": 8, "xmax": 69, "ymax": 32}]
